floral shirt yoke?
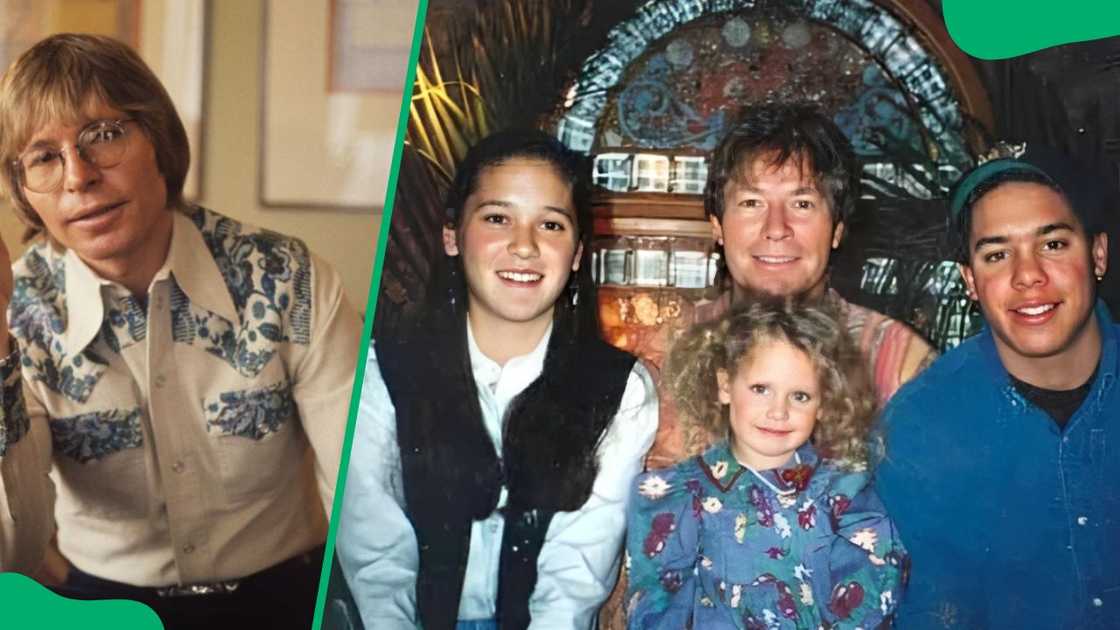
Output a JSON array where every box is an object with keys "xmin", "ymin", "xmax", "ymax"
[{"xmin": 625, "ymin": 441, "xmax": 907, "ymax": 629}]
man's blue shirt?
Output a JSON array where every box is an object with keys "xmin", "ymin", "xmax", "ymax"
[{"xmin": 877, "ymin": 301, "xmax": 1120, "ymax": 629}]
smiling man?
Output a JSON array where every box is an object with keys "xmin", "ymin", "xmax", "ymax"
[
  {"xmin": 0, "ymin": 34, "xmax": 360, "ymax": 629},
  {"xmin": 601, "ymin": 104, "xmax": 935, "ymax": 630},
  {"xmin": 876, "ymin": 147, "xmax": 1120, "ymax": 628},
  {"xmin": 641, "ymin": 104, "xmax": 935, "ymax": 469}
]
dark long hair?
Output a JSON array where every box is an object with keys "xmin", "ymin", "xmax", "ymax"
[{"xmin": 401, "ymin": 127, "xmax": 611, "ymax": 516}]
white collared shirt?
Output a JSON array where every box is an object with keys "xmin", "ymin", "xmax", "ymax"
[
  {"xmin": 338, "ymin": 321, "xmax": 658, "ymax": 629},
  {"xmin": 0, "ymin": 206, "xmax": 361, "ymax": 585}
]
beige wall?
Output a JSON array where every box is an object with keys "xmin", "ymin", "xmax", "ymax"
[
  {"xmin": 0, "ymin": 0, "xmax": 388, "ymax": 312},
  {"xmin": 200, "ymin": 0, "xmax": 384, "ymax": 311}
]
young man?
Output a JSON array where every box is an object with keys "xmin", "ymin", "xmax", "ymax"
[
  {"xmin": 876, "ymin": 147, "xmax": 1119, "ymax": 628},
  {"xmin": 0, "ymin": 34, "xmax": 361, "ymax": 629},
  {"xmin": 337, "ymin": 130, "xmax": 658, "ymax": 630},
  {"xmin": 642, "ymin": 104, "xmax": 935, "ymax": 469}
]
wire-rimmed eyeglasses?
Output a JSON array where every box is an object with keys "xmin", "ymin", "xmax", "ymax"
[{"xmin": 14, "ymin": 118, "xmax": 135, "ymax": 194}]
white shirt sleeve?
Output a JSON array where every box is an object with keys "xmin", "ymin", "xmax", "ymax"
[
  {"xmin": 290, "ymin": 252, "xmax": 363, "ymax": 516},
  {"xmin": 335, "ymin": 347, "xmax": 419, "ymax": 630},
  {"xmin": 528, "ymin": 361, "xmax": 659, "ymax": 629}
]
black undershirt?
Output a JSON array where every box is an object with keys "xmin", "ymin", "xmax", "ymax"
[{"xmin": 1009, "ymin": 366, "xmax": 1098, "ymax": 429}]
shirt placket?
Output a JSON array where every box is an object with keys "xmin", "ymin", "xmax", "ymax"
[
  {"xmin": 143, "ymin": 278, "xmax": 209, "ymax": 581},
  {"xmin": 477, "ymin": 362, "xmax": 505, "ymax": 613},
  {"xmin": 1064, "ymin": 394, "xmax": 1109, "ymax": 621}
]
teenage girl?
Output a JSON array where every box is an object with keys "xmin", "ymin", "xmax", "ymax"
[{"xmin": 338, "ymin": 129, "xmax": 658, "ymax": 630}]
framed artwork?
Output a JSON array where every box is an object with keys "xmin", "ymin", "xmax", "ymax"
[
  {"xmin": 328, "ymin": 0, "xmax": 414, "ymax": 93},
  {"xmin": 259, "ymin": 0, "xmax": 416, "ymax": 210},
  {"xmin": 0, "ymin": 0, "xmax": 207, "ymax": 199}
]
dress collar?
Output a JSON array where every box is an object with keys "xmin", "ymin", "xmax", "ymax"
[{"xmin": 698, "ymin": 440, "xmax": 820, "ymax": 495}]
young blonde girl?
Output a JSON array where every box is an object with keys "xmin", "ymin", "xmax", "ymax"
[{"xmin": 626, "ymin": 299, "xmax": 907, "ymax": 629}]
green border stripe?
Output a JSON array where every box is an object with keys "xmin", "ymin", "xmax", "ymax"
[{"xmin": 310, "ymin": 1, "xmax": 430, "ymax": 628}]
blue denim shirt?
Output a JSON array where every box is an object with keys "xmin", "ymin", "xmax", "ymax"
[{"xmin": 877, "ymin": 301, "xmax": 1120, "ymax": 629}]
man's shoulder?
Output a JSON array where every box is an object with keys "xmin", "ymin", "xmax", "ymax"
[
  {"xmin": 186, "ymin": 206, "xmax": 312, "ymax": 269},
  {"xmin": 188, "ymin": 205, "xmax": 315, "ymax": 296},
  {"xmin": 886, "ymin": 335, "xmax": 986, "ymax": 410},
  {"xmin": 180, "ymin": 206, "xmax": 324, "ymax": 351},
  {"xmin": 834, "ymin": 293, "xmax": 928, "ymax": 344},
  {"xmin": 12, "ymin": 241, "xmax": 62, "ymax": 283},
  {"xmin": 11, "ymin": 242, "xmax": 65, "ymax": 312}
]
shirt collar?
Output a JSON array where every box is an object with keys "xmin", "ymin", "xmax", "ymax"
[
  {"xmin": 466, "ymin": 317, "xmax": 553, "ymax": 394},
  {"xmin": 61, "ymin": 247, "xmax": 110, "ymax": 355},
  {"xmin": 163, "ymin": 210, "xmax": 239, "ymax": 325},
  {"xmin": 980, "ymin": 299, "xmax": 1117, "ymax": 398},
  {"xmin": 60, "ymin": 209, "xmax": 239, "ymax": 355}
]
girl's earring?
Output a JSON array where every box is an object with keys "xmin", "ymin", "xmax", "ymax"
[{"xmin": 568, "ymin": 277, "xmax": 580, "ymax": 307}]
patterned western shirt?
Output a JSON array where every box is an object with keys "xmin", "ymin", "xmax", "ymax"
[{"xmin": 0, "ymin": 206, "xmax": 361, "ymax": 586}]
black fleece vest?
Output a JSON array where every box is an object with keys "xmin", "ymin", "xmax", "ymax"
[{"xmin": 378, "ymin": 328, "xmax": 635, "ymax": 630}]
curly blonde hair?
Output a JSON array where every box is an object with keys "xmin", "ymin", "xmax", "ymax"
[{"xmin": 665, "ymin": 298, "xmax": 877, "ymax": 466}]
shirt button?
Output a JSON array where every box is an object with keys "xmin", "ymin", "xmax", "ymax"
[
  {"xmin": 182, "ymin": 543, "xmax": 195, "ymax": 554},
  {"xmin": 172, "ymin": 461, "xmax": 185, "ymax": 474},
  {"xmin": 1093, "ymin": 597, "xmax": 1103, "ymax": 607},
  {"xmin": 1077, "ymin": 516, "xmax": 1089, "ymax": 526},
  {"xmin": 153, "ymin": 297, "xmax": 164, "ymax": 310},
  {"xmin": 154, "ymin": 374, "xmax": 167, "ymax": 388}
]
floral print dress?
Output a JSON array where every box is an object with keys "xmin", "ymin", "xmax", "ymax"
[{"xmin": 625, "ymin": 441, "xmax": 907, "ymax": 629}]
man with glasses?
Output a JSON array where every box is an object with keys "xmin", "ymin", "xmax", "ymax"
[{"xmin": 0, "ymin": 34, "xmax": 361, "ymax": 629}]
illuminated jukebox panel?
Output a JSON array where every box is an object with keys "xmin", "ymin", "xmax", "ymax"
[
  {"xmin": 556, "ymin": 0, "xmax": 992, "ymax": 353},
  {"xmin": 590, "ymin": 182, "xmax": 717, "ymax": 358}
]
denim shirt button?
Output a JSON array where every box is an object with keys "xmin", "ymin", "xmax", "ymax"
[
  {"xmin": 1093, "ymin": 597, "xmax": 1103, "ymax": 607},
  {"xmin": 1077, "ymin": 516, "xmax": 1089, "ymax": 526}
]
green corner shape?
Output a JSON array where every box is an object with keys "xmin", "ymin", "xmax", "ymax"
[
  {"xmin": 944, "ymin": 0, "xmax": 1120, "ymax": 59},
  {"xmin": 1, "ymin": 573, "xmax": 163, "ymax": 630}
]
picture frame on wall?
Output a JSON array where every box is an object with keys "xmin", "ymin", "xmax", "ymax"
[
  {"xmin": 328, "ymin": 0, "xmax": 414, "ymax": 93},
  {"xmin": 259, "ymin": 0, "xmax": 415, "ymax": 211}
]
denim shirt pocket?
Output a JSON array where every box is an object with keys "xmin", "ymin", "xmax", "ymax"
[{"xmin": 202, "ymin": 380, "xmax": 302, "ymax": 501}]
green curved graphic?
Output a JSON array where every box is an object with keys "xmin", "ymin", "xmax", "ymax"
[
  {"xmin": 944, "ymin": 0, "xmax": 1120, "ymax": 59},
  {"xmin": 0, "ymin": 572, "xmax": 163, "ymax": 629}
]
